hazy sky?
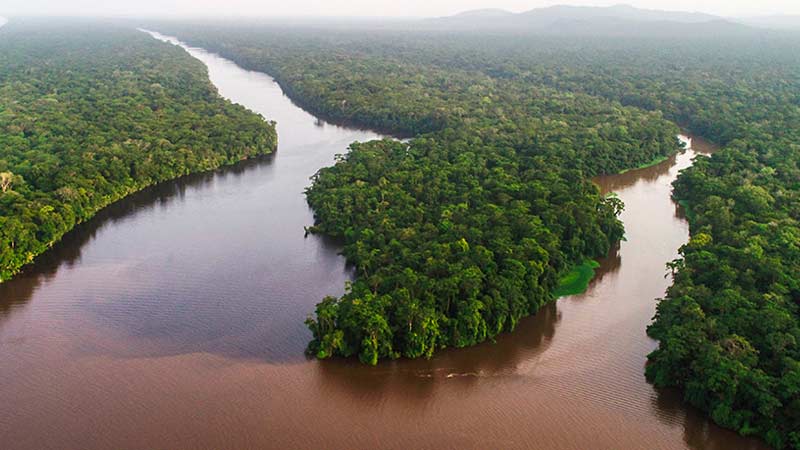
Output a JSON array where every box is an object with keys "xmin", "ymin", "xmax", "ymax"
[{"xmin": 2, "ymin": 0, "xmax": 800, "ymax": 18}]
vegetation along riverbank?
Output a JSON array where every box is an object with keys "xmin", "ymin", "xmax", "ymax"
[
  {"xmin": 0, "ymin": 20, "xmax": 277, "ymax": 282},
  {"xmin": 147, "ymin": 22, "xmax": 800, "ymax": 447},
  {"xmin": 148, "ymin": 22, "xmax": 681, "ymax": 363}
]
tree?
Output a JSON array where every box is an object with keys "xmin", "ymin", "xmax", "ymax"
[{"xmin": 0, "ymin": 172, "xmax": 14, "ymax": 193}]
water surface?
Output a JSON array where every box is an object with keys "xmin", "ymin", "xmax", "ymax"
[{"xmin": 0, "ymin": 33, "xmax": 768, "ymax": 450}]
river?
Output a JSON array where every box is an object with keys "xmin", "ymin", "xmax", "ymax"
[{"xmin": 0, "ymin": 32, "xmax": 769, "ymax": 450}]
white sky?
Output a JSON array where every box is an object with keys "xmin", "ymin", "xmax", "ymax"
[{"xmin": 2, "ymin": 0, "xmax": 799, "ymax": 18}]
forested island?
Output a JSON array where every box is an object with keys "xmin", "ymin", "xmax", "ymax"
[
  {"xmin": 146, "ymin": 21, "xmax": 799, "ymax": 447},
  {"xmin": 0, "ymin": 20, "xmax": 277, "ymax": 282},
  {"xmin": 148, "ymin": 24, "xmax": 680, "ymax": 357}
]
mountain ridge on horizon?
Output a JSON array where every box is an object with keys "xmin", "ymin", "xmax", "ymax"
[
  {"xmin": 429, "ymin": 3, "xmax": 764, "ymax": 35},
  {"xmin": 445, "ymin": 4, "xmax": 720, "ymax": 22}
]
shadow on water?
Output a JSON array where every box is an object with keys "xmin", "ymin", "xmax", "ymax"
[
  {"xmin": 307, "ymin": 137, "xmax": 767, "ymax": 450},
  {"xmin": 594, "ymin": 151, "xmax": 678, "ymax": 194},
  {"xmin": 0, "ymin": 152, "xmax": 277, "ymax": 324},
  {"xmin": 651, "ymin": 386, "xmax": 770, "ymax": 450},
  {"xmin": 316, "ymin": 242, "xmax": 624, "ymax": 395},
  {"xmin": 3, "ymin": 31, "xmax": 381, "ymax": 368}
]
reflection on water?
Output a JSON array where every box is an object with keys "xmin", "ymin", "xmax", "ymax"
[
  {"xmin": 0, "ymin": 30, "xmax": 768, "ymax": 450},
  {"xmin": 0, "ymin": 32, "xmax": 382, "ymax": 367},
  {"xmin": 0, "ymin": 158, "xmax": 269, "ymax": 322}
]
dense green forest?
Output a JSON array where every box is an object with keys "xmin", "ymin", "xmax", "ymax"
[
  {"xmin": 511, "ymin": 36, "xmax": 800, "ymax": 450},
  {"xmin": 149, "ymin": 22, "xmax": 799, "ymax": 447},
  {"xmin": 439, "ymin": 30, "xmax": 800, "ymax": 449},
  {"xmin": 150, "ymin": 23, "xmax": 680, "ymax": 358},
  {"xmin": 0, "ymin": 21, "xmax": 277, "ymax": 282}
]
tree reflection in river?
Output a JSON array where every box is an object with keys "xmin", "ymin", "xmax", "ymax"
[{"xmin": 0, "ymin": 154, "xmax": 276, "ymax": 324}]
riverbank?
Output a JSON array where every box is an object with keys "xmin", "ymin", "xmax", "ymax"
[
  {"xmin": 558, "ymin": 134, "xmax": 699, "ymax": 297},
  {"xmin": 618, "ymin": 154, "xmax": 671, "ymax": 174},
  {"xmin": 0, "ymin": 22, "xmax": 277, "ymax": 283},
  {"xmin": 554, "ymin": 259, "xmax": 601, "ymax": 297},
  {"xmin": 175, "ymin": 29, "xmax": 681, "ymax": 364}
]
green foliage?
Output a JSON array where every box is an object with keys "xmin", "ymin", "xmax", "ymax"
[
  {"xmin": 646, "ymin": 137, "xmax": 800, "ymax": 446},
  {"xmin": 151, "ymin": 22, "xmax": 799, "ymax": 446},
  {"xmin": 0, "ymin": 20, "xmax": 277, "ymax": 281},
  {"xmin": 150, "ymin": 24, "xmax": 687, "ymax": 366},
  {"xmin": 552, "ymin": 37, "xmax": 800, "ymax": 447},
  {"xmin": 553, "ymin": 259, "xmax": 601, "ymax": 298},
  {"xmin": 302, "ymin": 136, "xmax": 631, "ymax": 363}
]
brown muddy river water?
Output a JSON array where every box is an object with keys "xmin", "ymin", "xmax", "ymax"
[{"xmin": 0, "ymin": 32, "xmax": 770, "ymax": 450}]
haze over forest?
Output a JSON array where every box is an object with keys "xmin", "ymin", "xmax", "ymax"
[{"xmin": 2, "ymin": 0, "xmax": 800, "ymax": 19}]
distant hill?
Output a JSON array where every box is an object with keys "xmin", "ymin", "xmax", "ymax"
[
  {"xmin": 431, "ymin": 4, "xmax": 750, "ymax": 36},
  {"xmin": 737, "ymin": 15, "xmax": 800, "ymax": 30},
  {"xmin": 516, "ymin": 4, "xmax": 720, "ymax": 24},
  {"xmin": 448, "ymin": 8, "xmax": 514, "ymax": 19}
]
